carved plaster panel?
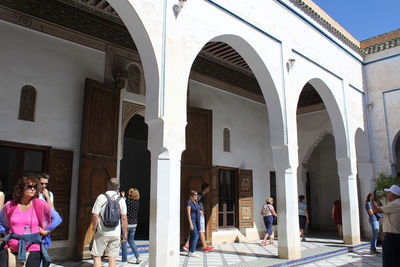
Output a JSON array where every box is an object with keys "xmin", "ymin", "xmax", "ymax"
[
  {"xmin": 105, "ymin": 45, "xmax": 145, "ymax": 95},
  {"xmin": 122, "ymin": 101, "xmax": 145, "ymax": 139},
  {"xmin": 18, "ymin": 85, "xmax": 37, "ymax": 122},
  {"xmin": 120, "ymin": 101, "xmax": 145, "ymax": 158}
]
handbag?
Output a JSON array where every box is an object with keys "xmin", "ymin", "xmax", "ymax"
[{"xmin": 8, "ymin": 250, "xmax": 30, "ymax": 267}]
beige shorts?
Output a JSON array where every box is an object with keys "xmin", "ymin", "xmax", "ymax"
[{"xmin": 91, "ymin": 235, "xmax": 121, "ymax": 257}]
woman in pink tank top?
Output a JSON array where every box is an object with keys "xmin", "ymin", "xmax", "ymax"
[{"xmin": 0, "ymin": 176, "xmax": 52, "ymax": 266}]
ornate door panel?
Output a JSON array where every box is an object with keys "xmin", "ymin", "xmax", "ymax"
[
  {"xmin": 181, "ymin": 107, "xmax": 212, "ymax": 243},
  {"xmin": 47, "ymin": 148, "xmax": 73, "ymax": 240},
  {"xmin": 76, "ymin": 79, "xmax": 120, "ymax": 259},
  {"xmin": 238, "ymin": 169, "xmax": 254, "ymax": 228}
]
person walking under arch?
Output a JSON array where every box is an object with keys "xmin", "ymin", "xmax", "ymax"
[
  {"xmin": 183, "ymin": 183, "xmax": 213, "ymax": 252},
  {"xmin": 186, "ymin": 191, "xmax": 200, "ymax": 256},
  {"xmin": 91, "ymin": 178, "xmax": 127, "ymax": 267},
  {"xmin": 121, "ymin": 188, "xmax": 141, "ymax": 264},
  {"xmin": 298, "ymin": 195, "xmax": 309, "ymax": 242},
  {"xmin": 332, "ymin": 199, "xmax": 342, "ymax": 239},
  {"xmin": 261, "ymin": 197, "xmax": 277, "ymax": 245}
]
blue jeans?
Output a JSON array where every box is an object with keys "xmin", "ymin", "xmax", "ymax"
[
  {"xmin": 369, "ymin": 218, "xmax": 379, "ymax": 251},
  {"xmin": 121, "ymin": 227, "xmax": 140, "ymax": 262},
  {"xmin": 189, "ymin": 221, "xmax": 199, "ymax": 253},
  {"xmin": 263, "ymin": 216, "xmax": 273, "ymax": 235}
]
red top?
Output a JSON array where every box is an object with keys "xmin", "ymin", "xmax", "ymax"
[{"xmin": 333, "ymin": 200, "xmax": 342, "ymax": 225}]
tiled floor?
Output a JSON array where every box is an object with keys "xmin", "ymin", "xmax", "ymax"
[{"xmin": 53, "ymin": 238, "xmax": 382, "ymax": 267}]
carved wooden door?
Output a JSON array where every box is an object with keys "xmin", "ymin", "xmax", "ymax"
[
  {"xmin": 76, "ymin": 79, "xmax": 120, "ymax": 259},
  {"xmin": 47, "ymin": 148, "xmax": 73, "ymax": 240},
  {"xmin": 181, "ymin": 107, "xmax": 212, "ymax": 244}
]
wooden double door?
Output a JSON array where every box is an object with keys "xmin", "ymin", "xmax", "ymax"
[
  {"xmin": 181, "ymin": 107, "xmax": 213, "ymax": 243},
  {"xmin": 74, "ymin": 80, "xmax": 214, "ymax": 256},
  {"xmin": 76, "ymin": 79, "xmax": 120, "ymax": 258}
]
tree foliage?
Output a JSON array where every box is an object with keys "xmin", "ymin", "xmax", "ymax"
[{"xmin": 373, "ymin": 173, "xmax": 400, "ymax": 199}]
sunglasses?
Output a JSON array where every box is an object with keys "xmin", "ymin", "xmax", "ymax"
[
  {"xmin": 40, "ymin": 182, "xmax": 48, "ymax": 186},
  {"xmin": 26, "ymin": 185, "xmax": 38, "ymax": 190}
]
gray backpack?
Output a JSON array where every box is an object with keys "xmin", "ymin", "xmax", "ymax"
[{"xmin": 101, "ymin": 193, "xmax": 122, "ymax": 228}]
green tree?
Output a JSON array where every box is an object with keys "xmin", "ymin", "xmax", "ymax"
[{"xmin": 373, "ymin": 173, "xmax": 400, "ymax": 199}]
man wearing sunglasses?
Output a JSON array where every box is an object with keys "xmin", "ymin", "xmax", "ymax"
[{"xmin": 38, "ymin": 173, "xmax": 54, "ymax": 209}]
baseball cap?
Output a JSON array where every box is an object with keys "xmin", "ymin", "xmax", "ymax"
[{"xmin": 384, "ymin": 185, "xmax": 400, "ymax": 196}]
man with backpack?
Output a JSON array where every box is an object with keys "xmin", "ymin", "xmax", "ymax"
[{"xmin": 91, "ymin": 178, "xmax": 127, "ymax": 267}]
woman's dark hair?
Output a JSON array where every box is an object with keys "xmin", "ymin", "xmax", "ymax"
[
  {"xmin": 13, "ymin": 176, "xmax": 39, "ymax": 203},
  {"xmin": 366, "ymin": 193, "xmax": 372, "ymax": 202},
  {"xmin": 299, "ymin": 195, "xmax": 305, "ymax": 201}
]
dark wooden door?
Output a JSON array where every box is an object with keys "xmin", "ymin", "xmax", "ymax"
[
  {"xmin": 47, "ymin": 148, "xmax": 73, "ymax": 240},
  {"xmin": 181, "ymin": 107, "xmax": 212, "ymax": 244},
  {"xmin": 76, "ymin": 79, "xmax": 120, "ymax": 259}
]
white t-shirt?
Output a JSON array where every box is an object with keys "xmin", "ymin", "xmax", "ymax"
[
  {"xmin": 92, "ymin": 191, "xmax": 127, "ymax": 236},
  {"xmin": 39, "ymin": 191, "xmax": 54, "ymax": 204}
]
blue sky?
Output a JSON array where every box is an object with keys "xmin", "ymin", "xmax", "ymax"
[{"xmin": 311, "ymin": 0, "xmax": 400, "ymax": 41}]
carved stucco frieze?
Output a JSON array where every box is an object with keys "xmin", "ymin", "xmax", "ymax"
[
  {"xmin": 105, "ymin": 45, "xmax": 145, "ymax": 95},
  {"xmin": 122, "ymin": 101, "xmax": 145, "ymax": 139},
  {"xmin": 120, "ymin": 101, "xmax": 145, "ymax": 159}
]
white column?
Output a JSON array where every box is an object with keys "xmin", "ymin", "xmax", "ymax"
[
  {"xmin": 337, "ymin": 158, "xmax": 361, "ymax": 245},
  {"xmin": 357, "ymin": 161, "xmax": 375, "ymax": 238},
  {"xmin": 147, "ymin": 118, "xmax": 182, "ymax": 267},
  {"xmin": 273, "ymin": 146, "xmax": 301, "ymax": 260}
]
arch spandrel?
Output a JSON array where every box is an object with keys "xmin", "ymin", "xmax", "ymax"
[
  {"xmin": 294, "ymin": 77, "xmax": 348, "ymax": 160},
  {"xmin": 180, "ymin": 34, "xmax": 285, "ymax": 149},
  {"xmin": 107, "ymin": 0, "xmax": 160, "ymax": 121}
]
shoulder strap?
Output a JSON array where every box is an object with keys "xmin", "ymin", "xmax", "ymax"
[
  {"xmin": 100, "ymin": 193, "xmax": 111, "ymax": 208},
  {"xmin": 8, "ymin": 203, "xmax": 18, "ymax": 218}
]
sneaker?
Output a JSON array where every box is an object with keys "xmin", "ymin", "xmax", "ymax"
[
  {"xmin": 301, "ymin": 237, "xmax": 306, "ymax": 242},
  {"xmin": 203, "ymin": 246, "xmax": 214, "ymax": 252},
  {"xmin": 183, "ymin": 245, "xmax": 189, "ymax": 252},
  {"xmin": 261, "ymin": 241, "xmax": 267, "ymax": 246},
  {"xmin": 269, "ymin": 241, "xmax": 274, "ymax": 245},
  {"xmin": 370, "ymin": 250, "xmax": 379, "ymax": 255}
]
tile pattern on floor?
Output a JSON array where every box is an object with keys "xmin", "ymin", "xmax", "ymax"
[{"xmin": 52, "ymin": 238, "xmax": 381, "ymax": 267}]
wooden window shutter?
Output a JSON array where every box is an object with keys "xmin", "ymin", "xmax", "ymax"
[
  {"xmin": 211, "ymin": 167, "xmax": 219, "ymax": 231},
  {"xmin": 238, "ymin": 169, "xmax": 253, "ymax": 228},
  {"xmin": 47, "ymin": 148, "xmax": 73, "ymax": 240}
]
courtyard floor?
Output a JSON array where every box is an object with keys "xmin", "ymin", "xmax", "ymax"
[{"xmin": 53, "ymin": 237, "xmax": 382, "ymax": 267}]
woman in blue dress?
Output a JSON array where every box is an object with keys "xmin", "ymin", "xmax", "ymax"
[{"xmin": 186, "ymin": 190, "xmax": 200, "ymax": 256}]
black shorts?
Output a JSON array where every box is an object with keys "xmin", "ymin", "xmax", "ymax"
[{"xmin": 299, "ymin": 215, "xmax": 307, "ymax": 230}]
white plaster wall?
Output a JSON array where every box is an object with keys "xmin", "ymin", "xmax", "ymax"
[
  {"xmin": 189, "ymin": 80, "xmax": 273, "ymax": 240},
  {"xmin": 306, "ymin": 134, "xmax": 340, "ymax": 231},
  {"xmin": 296, "ymin": 110, "xmax": 333, "ymax": 194},
  {"xmin": 364, "ymin": 46, "xmax": 400, "ymax": 176},
  {"xmin": 0, "ymin": 21, "xmax": 105, "ymax": 257}
]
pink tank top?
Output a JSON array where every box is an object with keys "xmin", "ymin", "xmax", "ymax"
[{"xmin": 6, "ymin": 205, "xmax": 41, "ymax": 252}]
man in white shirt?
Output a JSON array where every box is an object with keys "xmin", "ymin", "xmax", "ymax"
[
  {"xmin": 38, "ymin": 173, "xmax": 54, "ymax": 208},
  {"xmin": 371, "ymin": 185, "xmax": 400, "ymax": 267},
  {"xmin": 91, "ymin": 178, "xmax": 127, "ymax": 267}
]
